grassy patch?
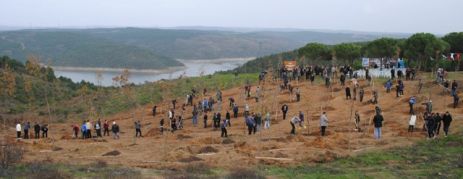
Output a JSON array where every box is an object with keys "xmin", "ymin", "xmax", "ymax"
[{"xmin": 264, "ymin": 133, "xmax": 463, "ymax": 178}]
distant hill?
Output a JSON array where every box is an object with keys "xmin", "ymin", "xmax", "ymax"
[
  {"xmin": 0, "ymin": 30, "xmax": 181, "ymax": 69},
  {"xmin": 82, "ymin": 28, "xmax": 408, "ymax": 59},
  {"xmin": 0, "ymin": 28, "xmax": 410, "ymax": 69}
]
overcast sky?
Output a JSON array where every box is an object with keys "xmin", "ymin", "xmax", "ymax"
[{"xmin": 1, "ymin": 0, "xmax": 461, "ymax": 34}]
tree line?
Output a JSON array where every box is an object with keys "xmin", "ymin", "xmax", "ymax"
[{"xmin": 236, "ymin": 32, "xmax": 463, "ymax": 72}]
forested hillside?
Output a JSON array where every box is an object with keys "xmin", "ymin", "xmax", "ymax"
[
  {"xmin": 0, "ymin": 30, "xmax": 182, "ymax": 69},
  {"xmin": 0, "ymin": 28, "xmax": 409, "ymax": 69},
  {"xmin": 235, "ymin": 32, "xmax": 463, "ymax": 73}
]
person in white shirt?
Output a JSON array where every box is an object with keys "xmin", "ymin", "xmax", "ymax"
[
  {"xmin": 16, "ymin": 122, "xmax": 21, "ymax": 138},
  {"xmin": 264, "ymin": 112, "xmax": 271, "ymax": 129},
  {"xmin": 408, "ymin": 112, "xmax": 417, "ymax": 133},
  {"xmin": 320, "ymin": 112, "xmax": 329, "ymax": 136}
]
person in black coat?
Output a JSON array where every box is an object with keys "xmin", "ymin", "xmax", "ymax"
[
  {"xmin": 372, "ymin": 114, "xmax": 384, "ymax": 139},
  {"xmin": 426, "ymin": 114, "xmax": 436, "ymax": 139},
  {"xmin": 281, "ymin": 104, "xmax": 289, "ymax": 120},
  {"xmin": 34, "ymin": 123, "xmax": 41, "ymax": 139},
  {"xmin": 345, "ymin": 86, "xmax": 351, "ymax": 100},
  {"xmin": 442, "ymin": 112, "xmax": 453, "ymax": 137}
]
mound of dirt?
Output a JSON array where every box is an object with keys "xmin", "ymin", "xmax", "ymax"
[
  {"xmin": 313, "ymin": 150, "xmax": 338, "ymax": 163},
  {"xmin": 194, "ymin": 137, "xmax": 222, "ymax": 145},
  {"xmin": 274, "ymin": 152, "xmax": 289, "ymax": 158},
  {"xmin": 102, "ymin": 150, "xmax": 121, "ymax": 156},
  {"xmin": 52, "ymin": 146, "xmax": 63, "ymax": 151},
  {"xmin": 178, "ymin": 156, "xmax": 203, "ymax": 163},
  {"xmin": 323, "ymin": 106, "xmax": 336, "ymax": 111},
  {"xmin": 60, "ymin": 135, "xmax": 73, "ymax": 140},
  {"xmin": 199, "ymin": 146, "xmax": 218, "ymax": 154},
  {"xmin": 222, "ymin": 138, "xmax": 235, "ymax": 144},
  {"xmin": 145, "ymin": 128, "xmax": 161, "ymax": 137},
  {"xmin": 177, "ymin": 134, "xmax": 193, "ymax": 140},
  {"xmin": 304, "ymin": 137, "xmax": 333, "ymax": 149}
]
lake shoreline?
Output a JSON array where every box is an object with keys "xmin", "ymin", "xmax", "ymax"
[
  {"xmin": 50, "ymin": 65, "xmax": 186, "ymax": 74},
  {"xmin": 50, "ymin": 57, "xmax": 254, "ymax": 74}
]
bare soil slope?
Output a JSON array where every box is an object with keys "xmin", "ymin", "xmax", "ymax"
[{"xmin": 5, "ymin": 73, "xmax": 462, "ymax": 170}]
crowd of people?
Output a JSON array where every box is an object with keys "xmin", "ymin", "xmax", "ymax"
[{"xmin": 12, "ymin": 65, "xmax": 459, "ymax": 144}]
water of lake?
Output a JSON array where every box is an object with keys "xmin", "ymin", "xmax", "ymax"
[{"xmin": 54, "ymin": 58, "xmax": 252, "ymax": 86}]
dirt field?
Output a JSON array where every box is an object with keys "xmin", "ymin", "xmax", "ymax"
[{"xmin": 4, "ymin": 73, "xmax": 462, "ymax": 170}]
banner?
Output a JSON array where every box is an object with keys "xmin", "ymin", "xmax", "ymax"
[
  {"xmin": 283, "ymin": 60, "xmax": 297, "ymax": 71},
  {"xmin": 362, "ymin": 58, "xmax": 369, "ymax": 67}
]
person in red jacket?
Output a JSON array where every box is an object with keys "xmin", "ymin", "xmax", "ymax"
[
  {"xmin": 72, "ymin": 124, "xmax": 79, "ymax": 138},
  {"xmin": 103, "ymin": 120, "xmax": 110, "ymax": 136}
]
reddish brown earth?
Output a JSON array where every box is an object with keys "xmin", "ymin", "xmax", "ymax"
[{"xmin": 3, "ymin": 73, "xmax": 462, "ymax": 170}]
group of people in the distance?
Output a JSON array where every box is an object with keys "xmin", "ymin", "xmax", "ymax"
[
  {"xmin": 13, "ymin": 64, "xmax": 458, "ymax": 142},
  {"xmin": 15, "ymin": 122, "xmax": 48, "ymax": 139}
]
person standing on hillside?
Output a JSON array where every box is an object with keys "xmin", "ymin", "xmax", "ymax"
[
  {"xmin": 385, "ymin": 80, "xmax": 392, "ymax": 93},
  {"xmin": 354, "ymin": 111, "xmax": 361, "ymax": 132},
  {"xmin": 398, "ymin": 80, "xmax": 405, "ymax": 96},
  {"xmin": 359, "ymin": 88, "xmax": 365, "ymax": 102},
  {"xmin": 95, "ymin": 120, "xmax": 102, "ymax": 137},
  {"xmin": 340, "ymin": 73, "xmax": 346, "ymax": 86},
  {"xmin": 264, "ymin": 112, "xmax": 271, "ymax": 129},
  {"xmin": 221, "ymin": 119, "xmax": 228, "ymax": 138},
  {"xmin": 111, "ymin": 121, "xmax": 120, "ymax": 139},
  {"xmin": 170, "ymin": 117, "xmax": 177, "ymax": 133},
  {"xmin": 454, "ymin": 94, "xmax": 460, "ymax": 108},
  {"xmin": 41, "ymin": 124, "xmax": 48, "ymax": 138},
  {"xmin": 15, "ymin": 122, "xmax": 21, "ymax": 139},
  {"xmin": 353, "ymin": 83, "xmax": 358, "ymax": 101},
  {"xmin": 372, "ymin": 113, "xmax": 384, "ymax": 139},
  {"xmin": 426, "ymin": 113, "xmax": 436, "ymax": 139},
  {"xmin": 409, "ymin": 96, "xmax": 416, "ymax": 114},
  {"xmin": 172, "ymin": 99, "xmax": 177, "ymax": 109},
  {"xmin": 295, "ymin": 88, "xmax": 301, "ymax": 102},
  {"xmin": 160, "ymin": 118, "xmax": 165, "ymax": 134},
  {"xmin": 86, "ymin": 120, "xmax": 92, "ymax": 138},
  {"xmin": 34, "ymin": 122, "xmax": 41, "ymax": 139},
  {"xmin": 103, "ymin": 120, "xmax": 110, "ymax": 136},
  {"xmin": 370, "ymin": 90, "xmax": 378, "ymax": 104},
  {"xmin": 203, "ymin": 112, "xmax": 208, "ymax": 128},
  {"xmin": 281, "ymin": 104, "xmax": 289, "ymax": 120},
  {"xmin": 192, "ymin": 104, "xmax": 199, "ymax": 127},
  {"xmin": 391, "ymin": 68, "xmax": 395, "ymax": 80},
  {"xmin": 23, "ymin": 122, "xmax": 30, "ymax": 139},
  {"xmin": 320, "ymin": 112, "xmax": 328, "ymax": 136},
  {"xmin": 168, "ymin": 109, "xmax": 174, "ymax": 120},
  {"xmin": 152, "ymin": 105, "xmax": 157, "ymax": 116},
  {"xmin": 135, "ymin": 121, "xmax": 142, "ymax": 137},
  {"xmin": 451, "ymin": 80, "xmax": 458, "ymax": 96},
  {"xmin": 418, "ymin": 79, "xmax": 424, "ymax": 94},
  {"xmin": 246, "ymin": 114, "xmax": 256, "ymax": 135},
  {"xmin": 423, "ymin": 100, "xmax": 433, "ymax": 113},
  {"xmin": 255, "ymin": 86, "xmax": 261, "ymax": 102},
  {"xmin": 408, "ymin": 112, "xmax": 417, "ymax": 133},
  {"xmin": 290, "ymin": 116, "xmax": 302, "ymax": 135},
  {"xmin": 442, "ymin": 112, "xmax": 452, "ymax": 137},
  {"xmin": 233, "ymin": 103, "xmax": 239, "ymax": 118},
  {"xmin": 81, "ymin": 121, "xmax": 87, "ymax": 139},
  {"xmin": 225, "ymin": 111, "xmax": 231, "ymax": 127},
  {"xmin": 255, "ymin": 113, "xmax": 262, "ymax": 132},
  {"xmin": 345, "ymin": 86, "xmax": 351, "ymax": 100},
  {"xmin": 72, "ymin": 124, "xmax": 79, "ymax": 139},
  {"xmin": 244, "ymin": 104, "xmax": 250, "ymax": 117}
]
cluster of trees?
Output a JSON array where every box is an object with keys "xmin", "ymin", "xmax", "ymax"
[
  {"xmin": 0, "ymin": 56, "xmax": 97, "ymax": 118},
  {"xmin": 237, "ymin": 32, "xmax": 463, "ymax": 72}
]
